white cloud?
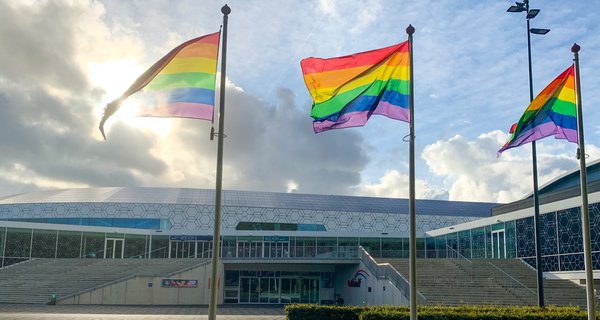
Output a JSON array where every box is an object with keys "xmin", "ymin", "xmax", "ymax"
[
  {"xmin": 318, "ymin": 0, "xmax": 336, "ymax": 16},
  {"xmin": 358, "ymin": 169, "xmax": 447, "ymax": 200},
  {"xmin": 0, "ymin": 1, "xmax": 371, "ymax": 197},
  {"xmin": 286, "ymin": 180, "xmax": 299, "ymax": 193},
  {"xmin": 350, "ymin": 0, "xmax": 382, "ymax": 34},
  {"xmin": 422, "ymin": 131, "xmax": 580, "ymax": 203}
]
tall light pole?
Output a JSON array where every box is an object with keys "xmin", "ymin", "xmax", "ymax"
[{"xmin": 507, "ymin": 0, "xmax": 550, "ymax": 308}]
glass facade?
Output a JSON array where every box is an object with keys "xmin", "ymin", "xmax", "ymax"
[
  {"xmin": 1, "ymin": 201, "xmax": 599, "ymax": 274},
  {"xmin": 223, "ymin": 270, "xmax": 332, "ymax": 304},
  {"xmin": 427, "ymin": 202, "xmax": 600, "ymax": 272},
  {"xmin": 235, "ymin": 222, "xmax": 326, "ymax": 231},
  {"xmin": 0, "ymin": 218, "xmax": 169, "ymax": 230},
  {"xmin": 0, "ymin": 224, "xmax": 435, "ymax": 267}
]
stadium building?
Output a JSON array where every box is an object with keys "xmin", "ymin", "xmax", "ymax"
[{"xmin": 0, "ymin": 159, "xmax": 598, "ymax": 306}]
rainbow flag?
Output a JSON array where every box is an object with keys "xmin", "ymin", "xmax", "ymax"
[
  {"xmin": 301, "ymin": 41, "xmax": 410, "ymax": 133},
  {"xmin": 498, "ymin": 65, "xmax": 577, "ymax": 155},
  {"xmin": 99, "ymin": 31, "xmax": 220, "ymax": 139}
]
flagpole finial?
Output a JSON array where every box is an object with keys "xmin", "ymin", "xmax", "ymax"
[
  {"xmin": 406, "ymin": 24, "xmax": 415, "ymax": 35},
  {"xmin": 571, "ymin": 43, "xmax": 580, "ymax": 53},
  {"xmin": 221, "ymin": 4, "xmax": 231, "ymax": 15}
]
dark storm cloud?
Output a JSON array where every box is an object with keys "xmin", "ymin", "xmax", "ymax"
[
  {"xmin": 175, "ymin": 87, "xmax": 370, "ymax": 195},
  {"xmin": 0, "ymin": 2, "xmax": 167, "ymax": 195},
  {"xmin": 0, "ymin": 1, "xmax": 87, "ymax": 91},
  {"xmin": 0, "ymin": 1, "xmax": 371, "ymax": 197}
]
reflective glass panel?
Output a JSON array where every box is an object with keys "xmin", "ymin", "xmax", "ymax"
[{"xmin": 31, "ymin": 229, "xmax": 57, "ymax": 258}]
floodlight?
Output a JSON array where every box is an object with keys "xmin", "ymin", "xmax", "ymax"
[
  {"xmin": 507, "ymin": 2, "xmax": 526, "ymax": 13},
  {"xmin": 530, "ymin": 28, "xmax": 550, "ymax": 35},
  {"xmin": 526, "ymin": 9, "xmax": 540, "ymax": 19}
]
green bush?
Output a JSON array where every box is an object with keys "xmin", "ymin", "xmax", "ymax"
[
  {"xmin": 285, "ymin": 304, "xmax": 365, "ymax": 320},
  {"xmin": 285, "ymin": 305, "xmax": 593, "ymax": 320}
]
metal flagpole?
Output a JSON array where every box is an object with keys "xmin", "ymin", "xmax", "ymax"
[
  {"xmin": 572, "ymin": 43, "xmax": 595, "ymax": 320},
  {"xmin": 406, "ymin": 24, "xmax": 417, "ymax": 320},
  {"xmin": 526, "ymin": 9, "xmax": 545, "ymax": 307},
  {"xmin": 208, "ymin": 5, "xmax": 230, "ymax": 320}
]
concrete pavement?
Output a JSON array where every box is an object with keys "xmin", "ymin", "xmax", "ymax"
[{"xmin": 0, "ymin": 304, "xmax": 286, "ymax": 320}]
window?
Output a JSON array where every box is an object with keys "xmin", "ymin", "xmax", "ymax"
[{"xmin": 235, "ymin": 222, "xmax": 326, "ymax": 232}]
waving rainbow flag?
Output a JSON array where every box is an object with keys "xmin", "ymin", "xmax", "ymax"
[
  {"xmin": 498, "ymin": 65, "xmax": 577, "ymax": 155},
  {"xmin": 301, "ymin": 41, "xmax": 410, "ymax": 133},
  {"xmin": 99, "ymin": 31, "xmax": 220, "ymax": 139}
]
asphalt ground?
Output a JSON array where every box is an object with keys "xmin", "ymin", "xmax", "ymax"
[{"xmin": 0, "ymin": 304, "xmax": 286, "ymax": 320}]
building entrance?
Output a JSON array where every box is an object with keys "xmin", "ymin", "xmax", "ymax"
[
  {"xmin": 168, "ymin": 240, "xmax": 212, "ymax": 258},
  {"xmin": 491, "ymin": 229, "xmax": 506, "ymax": 258},
  {"xmin": 236, "ymin": 274, "xmax": 319, "ymax": 304},
  {"xmin": 104, "ymin": 238, "xmax": 124, "ymax": 259}
]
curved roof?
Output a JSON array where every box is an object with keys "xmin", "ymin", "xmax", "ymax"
[
  {"xmin": 0, "ymin": 187, "xmax": 496, "ymax": 217},
  {"xmin": 533, "ymin": 158, "xmax": 600, "ymax": 197}
]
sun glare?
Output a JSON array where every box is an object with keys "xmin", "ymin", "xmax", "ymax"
[{"xmin": 88, "ymin": 60, "xmax": 172, "ymax": 138}]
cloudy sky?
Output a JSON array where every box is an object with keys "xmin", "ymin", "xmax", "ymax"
[{"xmin": 1, "ymin": 0, "xmax": 599, "ymax": 203}]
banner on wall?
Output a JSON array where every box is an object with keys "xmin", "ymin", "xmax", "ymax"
[
  {"xmin": 161, "ymin": 279, "xmax": 198, "ymax": 288},
  {"xmin": 347, "ymin": 269, "xmax": 370, "ymax": 287}
]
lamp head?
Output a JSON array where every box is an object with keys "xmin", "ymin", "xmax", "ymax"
[
  {"xmin": 530, "ymin": 28, "xmax": 550, "ymax": 35},
  {"xmin": 507, "ymin": 2, "xmax": 526, "ymax": 13},
  {"xmin": 526, "ymin": 9, "xmax": 540, "ymax": 19}
]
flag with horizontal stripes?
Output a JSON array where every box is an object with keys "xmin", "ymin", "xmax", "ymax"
[
  {"xmin": 498, "ymin": 65, "xmax": 577, "ymax": 156},
  {"xmin": 301, "ymin": 41, "xmax": 410, "ymax": 133},
  {"xmin": 99, "ymin": 31, "xmax": 220, "ymax": 139}
]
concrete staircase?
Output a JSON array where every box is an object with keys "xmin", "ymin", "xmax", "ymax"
[
  {"xmin": 0, "ymin": 258, "xmax": 208, "ymax": 304},
  {"xmin": 479, "ymin": 259, "xmax": 591, "ymax": 307},
  {"xmin": 378, "ymin": 258, "xmax": 591, "ymax": 307}
]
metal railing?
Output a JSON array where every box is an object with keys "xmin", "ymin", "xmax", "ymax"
[
  {"xmin": 220, "ymin": 246, "xmax": 359, "ymax": 260},
  {"xmin": 358, "ymin": 246, "xmax": 426, "ymax": 304},
  {"xmin": 487, "ymin": 261, "xmax": 536, "ymax": 295},
  {"xmin": 445, "ymin": 245, "xmax": 473, "ymax": 275}
]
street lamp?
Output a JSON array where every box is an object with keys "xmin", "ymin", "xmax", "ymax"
[{"xmin": 507, "ymin": 0, "xmax": 549, "ymax": 308}]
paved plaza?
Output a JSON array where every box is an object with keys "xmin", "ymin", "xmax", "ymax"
[{"xmin": 0, "ymin": 304, "xmax": 286, "ymax": 320}]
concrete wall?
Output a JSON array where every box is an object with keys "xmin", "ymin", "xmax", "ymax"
[
  {"xmin": 59, "ymin": 262, "xmax": 218, "ymax": 305},
  {"xmin": 334, "ymin": 263, "xmax": 408, "ymax": 306}
]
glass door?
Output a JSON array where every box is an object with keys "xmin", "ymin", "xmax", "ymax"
[
  {"xmin": 259, "ymin": 278, "xmax": 270, "ymax": 303},
  {"xmin": 269, "ymin": 278, "xmax": 280, "ymax": 303},
  {"xmin": 104, "ymin": 238, "xmax": 124, "ymax": 259},
  {"xmin": 491, "ymin": 230, "xmax": 506, "ymax": 258},
  {"xmin": 280, "ymin": 278, "xmax": 291, "ymax": 303},
  {"xmin": 240, "ymin": 277, "xmax": 260, "ymax": 303},
  {"xmin": 169, "ymin": 241, "xmax": 197, "ymax": 258},
  {"xmin": 198, "ymin": 241, "xmax": 212, "ymax": 258}
]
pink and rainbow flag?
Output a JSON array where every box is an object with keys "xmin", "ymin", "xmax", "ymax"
[
  {"xmin": 498, "ymin": 65, "xmax": 577, "ymax": 156},
  {"xmin": 99, "ymin": 31, "xmax": 220, "ymax": 139},
  {"xmin": 301, "ymin": 41, "xmax": 410, "ymax": 133}
]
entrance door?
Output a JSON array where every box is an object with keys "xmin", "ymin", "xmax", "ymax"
[
  {"xmin": 491, "ymin": 230, "xmax": 506, "ymax": 259},
  {"xmin": 104, "ymin": 238, "xmax": 124, "ymax": 259},
  {"xmin": 170, "ymin": 241, "xmax": 197, "ymax": 258},
  {"xmin": 198, "ymin": 241, "xmax": 212, "ymax": 258},
  {"xmin": 239, "ymin": 277, "xmax": 260, "ymax": 303},
  {"xmin": 300, "ymin": 278, "xmax": 319, "ymax": 303}
]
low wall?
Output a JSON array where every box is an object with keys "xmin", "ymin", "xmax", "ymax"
[
  {"xmin": 59, "ymin": 262, "xmax": 217, "ymax": 305},
  {"xmin": 334, "ymin": 262, "xmax": 409, "ymax": 306}
]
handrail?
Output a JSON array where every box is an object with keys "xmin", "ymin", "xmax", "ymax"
[
  {"xmin": 127, "ymin": 246, "xmax": 168, "ymax": 259},
  {"xmin": 358, "ymin": 246, "xmax": 426, "ymax": 304},
  {"xmin": 487, "ymin": 261, "xmax": 536, "ymax": 295},
  {"xmin": 445, "ymin": 245, "xmax": 473, "ymax": 275},
  {"xmin": 445, "ymin": 245, "xmax": 472, "ymax": 263},
  {"xmin": 165, "ymin": 259, "xmax": 212, "ymax": 277}
]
